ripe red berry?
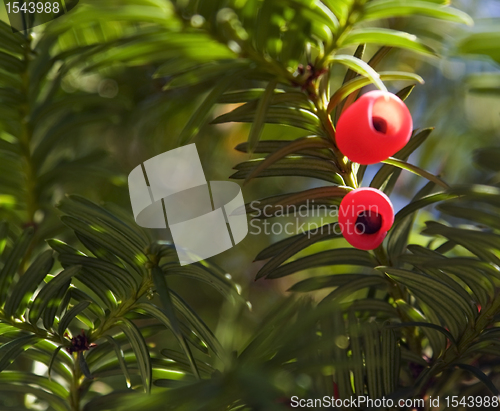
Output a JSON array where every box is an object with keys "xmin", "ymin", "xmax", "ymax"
[
  {"xmin": 336, "ymin": 90, "xmax": 413, "ymax": 165},
  {"xmin": 338, "ymin": 188, "xmax": 394, "ymax": 250}
]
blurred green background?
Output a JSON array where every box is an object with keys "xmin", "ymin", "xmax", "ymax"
[
  {"xmin": 0, "ymin": 0, "xmax": 499, "ymax": 402},
  {"xmin": 0, "ymin": 0, "xmax": 499, "ymax": 326}
]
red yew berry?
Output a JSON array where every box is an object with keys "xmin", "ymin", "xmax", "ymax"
[
  {"xmin": 339, "ymin": 188, "xmax": 394, "ymax": 250},
  {"xmin": 336, "ymin": 90, "xmax": 413, "ymax": 165}
]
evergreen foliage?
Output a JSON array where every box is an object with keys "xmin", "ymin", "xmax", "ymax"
[{"xmin": 0, "ymin": 1, "xmax": 499, "ymax": 410}]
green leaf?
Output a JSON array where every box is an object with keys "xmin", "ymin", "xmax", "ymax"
[
  {"xmin": 0, "ymin": 22, "xmax": 25, "ymax": 54},
  {"xmin": 457, "ymin": 31, "xmax": 500, "ymax": 64},
  {"xmin": 424, "ymin": 221, "xmax": 500, "ymax": 250},
  {"xmin": 244, "ymin": 137, "xmax": 336, "ymax": 183},
  {"xmin": 0, "ymin": 335, "xmax": 40, "ymax": 371},
  {"xmin": 134, "ymin": 302, "xmax": 207, "ymax": 357},
  {"xmin": 394, "ymin": 299, "xmax": 446, "ymax": 355},
  {"xmin": 58, "ymin": 254, "xmax": 137, "ymax": 292},
  {"xmin": 213, "ymin": 105, "xmax": 323, "ymax": 134},
  {"xmin": 247, "ymin": 79, "xmax": 278, "ymax": 153},
  {"xmin": 86, "ymin": 325, "xmax": 164, "ymax": 369},
  {"xmin": 170, "ymin": 291, "xmax": 224, "ymax": 358},
  {"xmin": 231, "ymin": 156, "xmax": 343, "ymax": 184},
  {"xmin": 74, "ymin": 233, "xmax": 124, "ymax": 268},
  {"xmin": 379, "ymin": 267, "xmax": 471, "ymax": 336},
  {"xmin": 151, "ymin": 267, "xmax": 200, "ymax": 378},
  {"xmin": 154, "ymin": 57, "xmax": 204, "ymax": 78},
  {"xmin": 0, "ymin": 371, "xmax": 68, "ymax": 398},
  {"xmin": 290, "ymin": 273, "xmax": 378, "ymax": 292},
  {"xmin": 393, "ymin": 128, "xmax": 435, "ymax": 161},
  {"xmin": 81, "ymin": 390, "xmax": 136, "ymax": 411},
  {"xmin": 256, "ymin": 223, "xmax": 342, "ymax": 280},
  {"xmin": 386, "ymin": 322, "xmax": 456, "ymax": 346},
  {"xmin": 328, "ymin": 71, "xmax": 423, "ymax": 112},
  {"xmin": 255, "ymin": 222, "xmax": 340, "ymax": 260},
  {"xmin": 387, "ymin": 213, "xmax": 414, "ymax": 261},
  {"xmin": 32, "ymin": 112, "xmax": 112, "ymax": 171},
  {"xmin": 58, "ymin": 195, "xmax": 150, "ymax": 248},
  {"xmin": 342, "ymin": 44, "xmax": 366, "ymax": 84},
  {"xmin": 102, "ymin": 335, "xmax": 132, "ymax": 388},
  {"xmin": 4, "ymin": 249, "xmax": 54, "ymax": 318},
  {"xmin": 362, "ymin": 0, "xmax": 473, "ymax": 26},
  {"xmin": 452, "ymin": 185, "xmax": 500, "ymax": 206},
  {"xmin": 343, "ymin": 299, "xmax": 398, "ymax": 317},
  {"xmin": 371, "ymin": 128, "xmax": 433, "ymax": 190},
  {"xmin": 393, "ymin": 191, "xmax": 456, "ymax": 225},
  {"xmin": 116, "ymin": 319, "xmax": 152, "ymax": 394},
  {"xmin": 330, "ymin": 55, "xmax": 387, "ymax": 92},
  {"xmin": 300, "ymin": 0, "xmax": 339, "ymax": 31},
  {"xmin": 400, "ymin": 347, "xmax": 428, "ymax": 366},
  {"xmin": 363, "ymin": 322, "xmax": 383, "ymax": 398},
  {"xmin": 323, "ymin": 275, "xmax": 389, "ymax": 302},
  {"xmin": 48, "ymin": 345, "xmax": 64, "ymax": 381},
  {"xmin": 334, "ymin": 46, "xmax": 392, "ymax": 125},
  {"xmin": 246, "ymin": 187, "xmax": 349, "ymax": 218},
  {"xmin": 473, "ymin": 147, "xmax": 500, "ymax": 171},
  {"xmin": 439, "ymin": 203, "xmax": 500, "ymax": 230},
  {"xmin": 322, "ymin": 0, "xmax": 350, "ymax": 24},
  {"xmin": 381, "ymin": 266, "xmax": 476, "ymax": 318},
  {"xmin": 60, "ymin": 216, "xmax": 146, "ymax": 274},
  {"xmin": 417, "ymin": 262, "xmax": 492, "ymax": 307},
  {"xmin": 386, "ymin": 180, "xmax": 436, "ymax": 259},
  {"xmin": 381, "ymin": 328, "xmax": 398, "ymax": 395},
  {"xmin": 265, "ymin": 249, "xmax": 378, "ymax": 279},
  {"xmin": 162, "ymin": 263, "xmax": 241, "ymax": 298},
  {"xmin": 77, "ymin": 351, "xmax": 93, "ymax": 380},
  {"xmin": 218, "ymin": 88, "xmax": 272, "ymax": 104},
  {"xmin": 411, "ymin": 254, "xmax": 500, "ymax": 282},
  {"xmin": 220, "ymin": 89, "xmax": 314, "ymax": 110},
  {"xmin": 43, "ymin": 278, "xmax": 73, "ymax": 331},
  {"xmin": 164, "ymin": 61, "xmax": 249, "ymax": 89},
  {"xmin": 32, "ymin": 340, "xmax": 73, "ymax": 371},
  {"xmin": 58, "ymin": 301, "xmax": 92, "ymax": 336},
  {"xmin": 455, "ymin": 364, "xmax": 499, "ymax": 395},
  {"xmin": 381, "ymin": 157, "xmax": 449, "ymax": 189},
  {"xmin": 0, "ymin": 87, "xmax": 25, "ymax": 106},
  {"xmin": 342, "ymin": 28, "xmax": 435, "ymax": 56},
  {"xmin": 161, "ymin": 349, "xmax": 214, "ymax": 376},
  {"xmin": 327, "ymin": 309, "xmax": 353, "ymax": 398},
  {"xmin": 48, "ymin": 238, "xmax": 86, "ymax": 257},
  {"xmin": 29, "ymin": 266, "xmax": 81, "ymax": 326},
  {"xmin": 178, "ymin": 69, "xmax": 245, "ymax": 145},
  {"xmin": 395, "ymin": 84, "xmax": 416, "ymax": 101},
  {"xmin": 59, "ymin": 260, "xmax": 118, "ymax": 309},
  {"xmin": 58, "ymin": 201, "xmax": 147, "ymax": 258},
  {"xmin": 68, "ymin": 287, "xmax": 105, "ymax": 319},
  {"xmin": 0, "ymin": 227, "xmax": 35, "ymax": 303},
  {"xmin": 0, "ymin": 382, "xmax": 69, "ymax": 411},
  {"xmin": 347, "ymin": 311, "xmax": 365, "ymax": 395},
  {"xmin": 0, "ymin": 51, "xmax": 25, "ymax": 73}
]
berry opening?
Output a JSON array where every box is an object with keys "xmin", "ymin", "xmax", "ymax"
[
  {"xmin": 372, "ymin": 96, "xmax": 403, "ymax": 135},
  {"xmin": 372, "ymin": 116, "xmax": 388, "ymax": 134},
  {"xmin": 355, "ymin": 211, "xmax": 382, "ymax": 234},
  {"xmin": 335, "ymin": 91, "xmax": 413, "ymax": 165}
]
